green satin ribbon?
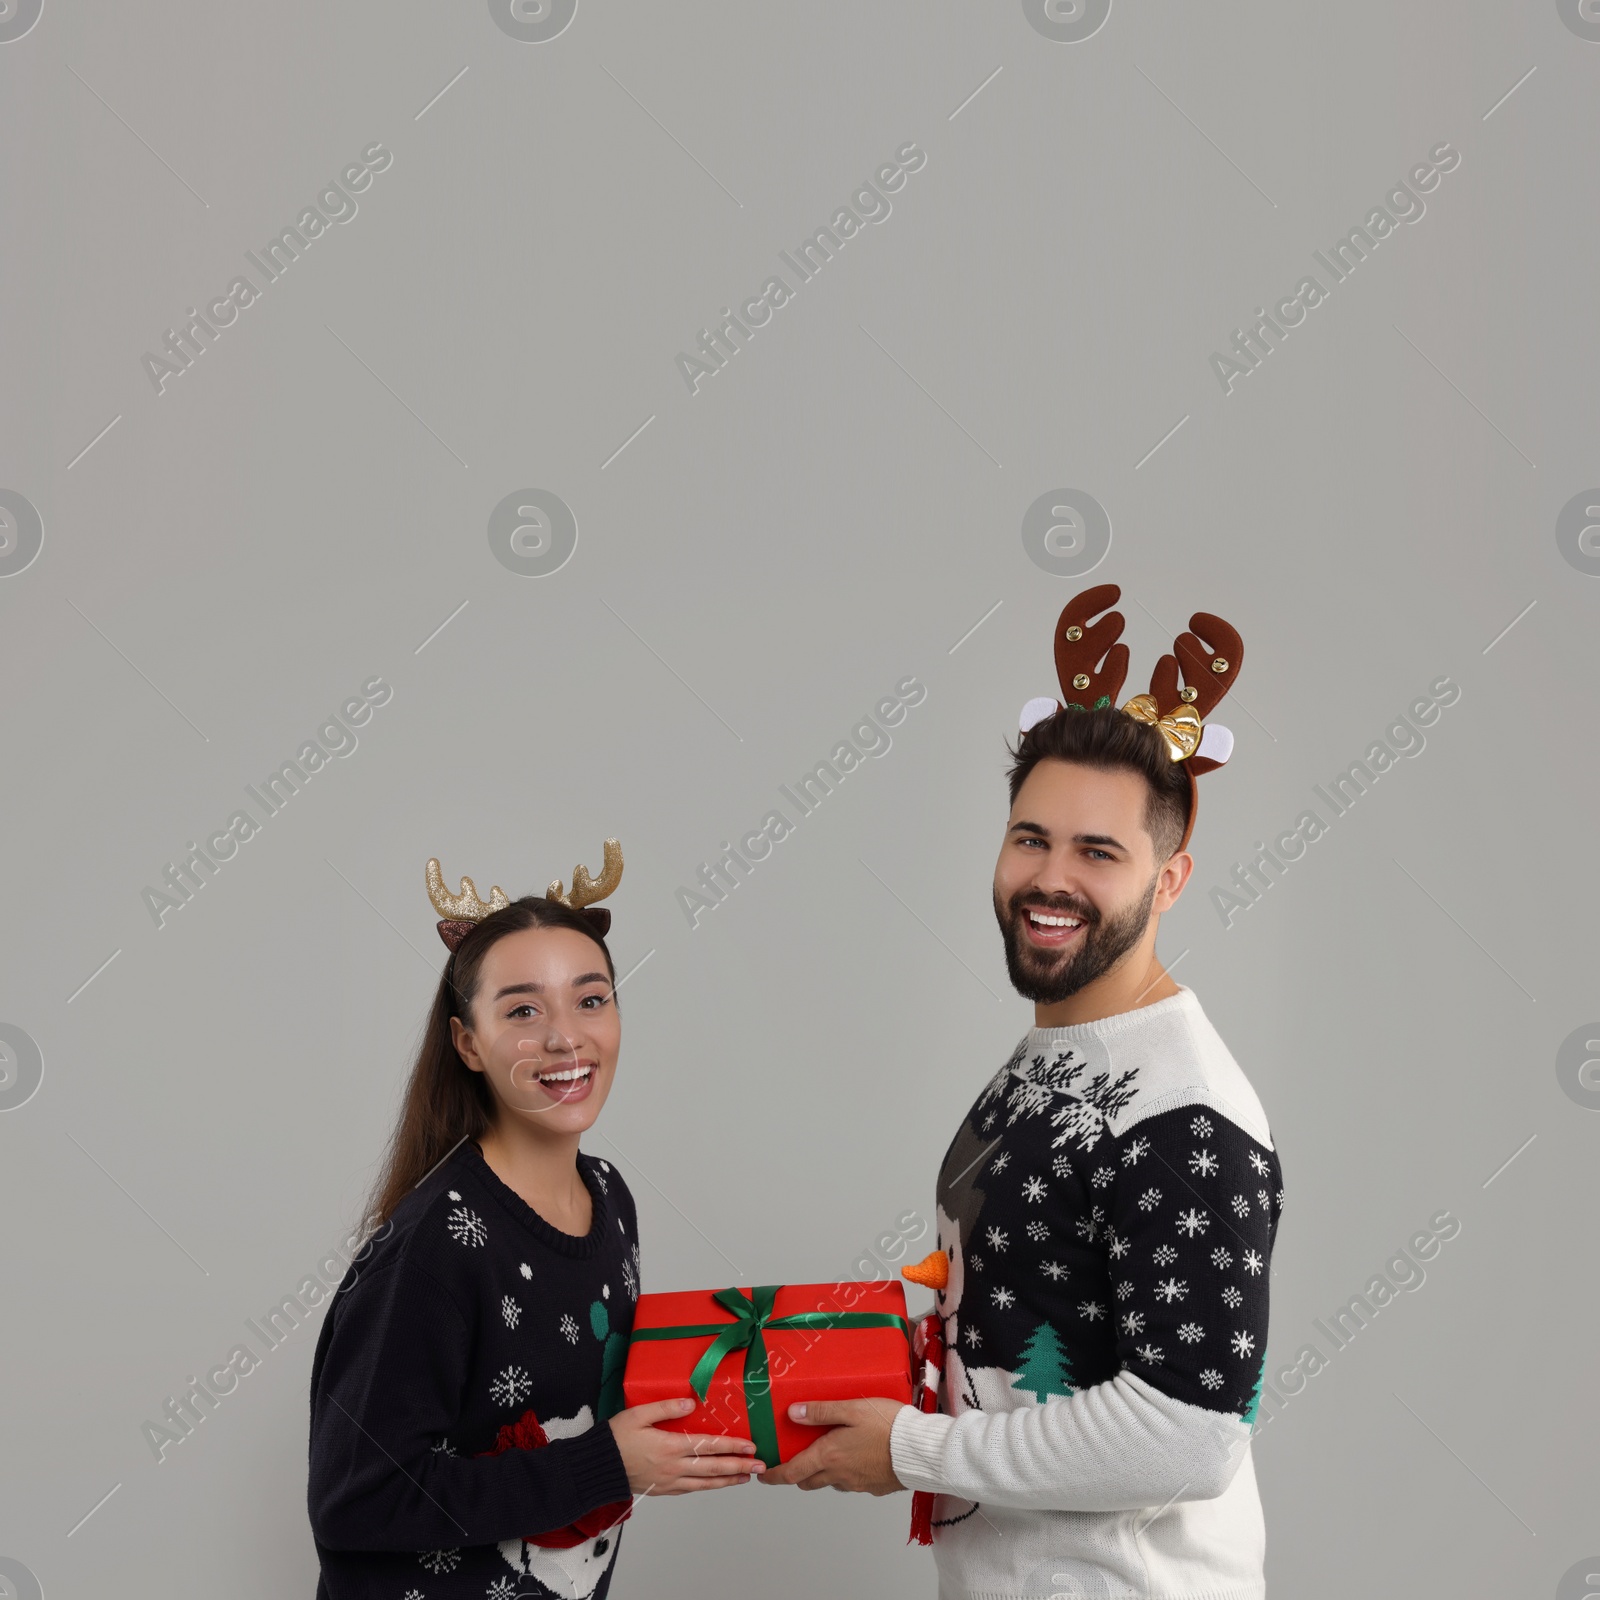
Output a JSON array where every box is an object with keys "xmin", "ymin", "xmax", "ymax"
[{"xmin": 628, "ymin": 1285, "xmax": 911, "ymax": 1467}]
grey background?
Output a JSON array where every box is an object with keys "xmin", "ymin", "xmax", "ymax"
[{"xmin": 2, "ymin": 1, "xmax": 1595, "ymax": 1595}]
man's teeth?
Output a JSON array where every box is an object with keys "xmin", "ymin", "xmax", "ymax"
[
  {"xmin": 539, "ymin": 1065, "xmax": 592, "ymax": 1082},
  {"xmin": 1029, "ymin": 911, "xmax": 1082, "ymax": 928}
]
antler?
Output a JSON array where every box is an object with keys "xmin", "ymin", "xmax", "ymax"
[
  {"xmin": 1147, "ymin": 611, "xmax": 1243, "ymax": 719},
  {"xmin": 1052, "ymin": 584, "xmax": 1129, "ymax": 710},
  {"xmin": 547, "ymin": 838, "xmax": 623, "ymax": 910},
  {"xmin": 426, "ymin": 859, "xmax": 511, "ymax": 922}
]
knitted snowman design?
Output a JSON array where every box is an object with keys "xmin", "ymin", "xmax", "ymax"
[
  {"xmin": 494, "ymin": 1406, "xmax": 620, "ymax": 1599},
  {"xmin": 902, "ymin": 1119, "xmax": 996, "ymax": 1529},
  {"xmin": 491, "ymin": 1290, "xmax": 632, "ymax": 1598}
]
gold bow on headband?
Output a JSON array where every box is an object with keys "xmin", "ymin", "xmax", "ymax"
[{"xmin": 1121, "ymin": 694, "xmax": 1203, "ymax": 762}]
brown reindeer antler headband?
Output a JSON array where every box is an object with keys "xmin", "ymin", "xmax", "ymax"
[
  {"xmin": 1018, "ymin": 584, "xmax": 1243, "ymax": 852},
  {"xmin": 425, "ymin": 839, "xmax": 624, "ymax": 951}
]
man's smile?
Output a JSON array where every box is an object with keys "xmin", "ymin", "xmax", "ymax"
[{"xmin": 1022, "ymin": 907, "xmax": 1089, "ymax": 949}]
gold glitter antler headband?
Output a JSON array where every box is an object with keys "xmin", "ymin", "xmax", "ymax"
[
  {"xmin": 426, "ymin": 859, "xmax": 511, "ymax": 952},
  {"xmin": 426, "ymin": 860, "xmax": 511, "ymax": 921},
  {"xmin": 547, "ymin": 838, "xmax": 623, "ymax": 911},
  {"xmin": 424, "ymin": 841, "xmax": 625, "ymax": 952}
]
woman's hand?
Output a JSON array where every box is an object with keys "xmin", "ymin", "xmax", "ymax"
[{"xmin": 608, "ymin": 1398, "xmax": 764, "ymax": 1495}]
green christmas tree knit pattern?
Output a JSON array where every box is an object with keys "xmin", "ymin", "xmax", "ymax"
[{"xmin": 1010, "ymin": 1320, "xmax": 1075, "ymax": 1404}]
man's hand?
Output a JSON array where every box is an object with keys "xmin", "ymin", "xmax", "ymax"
[
  {"xmin": 756, "ymin": 1398, "xmax": 909, "ymax": 1495},
  {"xmin": 609, "ymin": 1397, "xmax": 764, "ymax": 1495}
]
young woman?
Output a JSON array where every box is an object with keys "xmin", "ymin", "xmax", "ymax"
[{"xmin": 307, "ymin": 845, "xmax": 759, "ymax": 1598}]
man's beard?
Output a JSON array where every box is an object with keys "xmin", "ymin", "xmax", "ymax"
[{"xmin": 993, "ymin": 874, "xmax": 1159, "ymax": 1005}]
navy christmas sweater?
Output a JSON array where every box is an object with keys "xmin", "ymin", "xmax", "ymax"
[{"xmin": 307, "ymin": 1139, "xmax": 638, "ymax": 1599}]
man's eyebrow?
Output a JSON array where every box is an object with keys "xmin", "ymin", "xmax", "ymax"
[
  {"xmin": 1007, "ymin": 821, "xmax": 1129, "ymax": 853},
  {"xmin": 1073, "ymin": 833, "xmax": 1128, "ymax": 851}
]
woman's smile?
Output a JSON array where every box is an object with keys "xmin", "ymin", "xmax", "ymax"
[{"xmin": 528, "ymin": 1057, "xmax": 599, "ymax": 1104}]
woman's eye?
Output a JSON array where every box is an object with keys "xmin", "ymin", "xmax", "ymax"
[
  {"xmin": 508, "ymin": 1004, "xmax": 538, "ymax": 1019},
  {"xmin": 579, "ymin": 993, "xmax": 611, "ymax": 1010}
]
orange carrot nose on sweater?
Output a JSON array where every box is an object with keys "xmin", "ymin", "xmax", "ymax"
[{"xmin": 902, "ymin": 1249, "xmax": 948, "ymax": 1291}]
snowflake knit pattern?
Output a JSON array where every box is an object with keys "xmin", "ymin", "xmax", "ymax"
[
  {"xmin": 307, "ymin": 1140, "xmax": 640, "ymax": 1600},
  {"xmin": 890, "ymin": 986, "xmax": 1284, "ymax": 1600}
]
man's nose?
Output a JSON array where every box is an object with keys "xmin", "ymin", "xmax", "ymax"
[{"xmin": 1028, "ymin": 847, "xmax": 1082, "ymax": 899}]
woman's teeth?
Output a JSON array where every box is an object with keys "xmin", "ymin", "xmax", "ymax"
[{"xmin": 539, "ymin": 1065, "xmax": 591, "ymax": 1082}]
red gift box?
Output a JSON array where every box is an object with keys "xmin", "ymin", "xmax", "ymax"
[{"xmin": 622, "ymin": 1281, "xmax": 914, "ymax": 1466}]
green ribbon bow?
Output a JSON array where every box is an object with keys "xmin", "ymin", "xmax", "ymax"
[{"xmin": 628, "ymin": 1285, "xmax": 911, "ymax": 1467}]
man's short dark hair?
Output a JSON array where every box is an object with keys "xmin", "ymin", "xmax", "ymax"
[{"xmin": 1006, "ymin": 707, "xmax": 1192, "ymax": 861}]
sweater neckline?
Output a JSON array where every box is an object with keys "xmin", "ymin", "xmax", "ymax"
[
  {"xmin": 458, "ymin": 1138, "xmax": 612, "ymax": 1260},
  {"xmin": 1025, "ymin": 983, "xmax": 1200, "ymax": 1048}
]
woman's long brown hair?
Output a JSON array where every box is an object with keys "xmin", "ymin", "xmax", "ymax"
[{"xmin": 362, "ymin": 897, "xmax": 616, "ymax": 1231}]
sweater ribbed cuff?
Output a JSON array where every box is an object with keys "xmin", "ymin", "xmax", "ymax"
[
  {"xmin": 549, "ymin": 1421, "xmax": 633, "ymax": 1521},
  {"xmin": 890, "ymin": 1405, "xmax": 954, "ymax": 1494}
]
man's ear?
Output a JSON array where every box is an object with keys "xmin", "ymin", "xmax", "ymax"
[
  {"xmin": 450, "ymin": 1014, "xmax": 485, "ymax": 1075},
  {"xmin": 1154, "ymin": 849, "xmax": 1194, "ymax": 913}
]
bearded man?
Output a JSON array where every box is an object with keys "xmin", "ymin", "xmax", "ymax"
[{"xmin": 762, "ymin": 595, "xmax": 1283, "ymax": 1600}]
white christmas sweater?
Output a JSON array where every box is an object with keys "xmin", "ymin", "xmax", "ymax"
[{"xmin": 890, "ymin": 987, "xmax": 1283, "ymax": 1600}]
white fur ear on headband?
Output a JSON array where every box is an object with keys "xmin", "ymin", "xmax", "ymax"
[
  {"xmin": 1197, "ymin": 723, "xmax": 1234, "ymax": 765},
  {"xmin": 1019, "ymin": 696, "xmax": 1060, "ymax": 733}
]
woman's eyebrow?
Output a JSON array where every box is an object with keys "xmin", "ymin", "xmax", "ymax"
[
  {"xmin": 493, "ymin": 981, "xmax": 543, "ymax": 1000},
  {"xmin": 492, "ymin": 973, "xmax": 611, "ymax": 1001}
]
